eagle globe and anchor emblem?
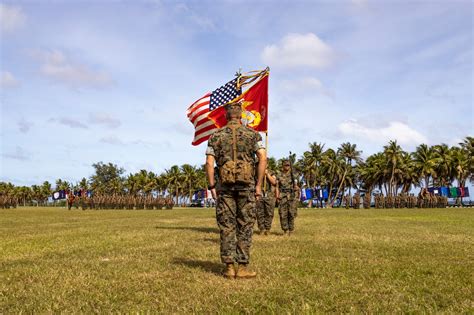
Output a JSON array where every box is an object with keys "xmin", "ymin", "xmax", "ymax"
[{"xmin": 240, "ymin": 100, "xmax": 262, "ymax": 128}]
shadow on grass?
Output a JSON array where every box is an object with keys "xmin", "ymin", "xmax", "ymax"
[
  {"xmin": 172, "ymin": 257, "xmax": 222, "ymax": 276},
  {"xmin": 154, "ymin": 226, "xmax": 218, "ymax": 234}
]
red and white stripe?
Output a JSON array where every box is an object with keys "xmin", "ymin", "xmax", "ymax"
[{"xmin": 186, "ymin": 92, "xmax": 218, "ymax": 146}]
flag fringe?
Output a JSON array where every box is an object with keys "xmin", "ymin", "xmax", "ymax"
[{"xmin": 237, "ymin": 67, "xmax": 269, "ymax": 89}]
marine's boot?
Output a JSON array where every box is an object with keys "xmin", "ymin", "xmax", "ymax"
[
  {"xmin": 263, "ymin": 230, "xmax": 269, "ymax": 236},
  {"xmin": 223, "ymin": 263, "xmax": 236, "ymax": 279},
  {"xmin": 236, "ymin": 264, "xmax": 257, "ymax": 279}
]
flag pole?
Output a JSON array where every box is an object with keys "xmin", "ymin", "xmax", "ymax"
[
  {"xmin": 263, "ymin": 131, "xmax": 268, "ymax": 193},
  {"xmin": 263, "ymin": 68, "xmax": 269, "ymax": 194},
  {"xmin": 262, "ymin": 67, "xmax": 270, "ymax": 193}
]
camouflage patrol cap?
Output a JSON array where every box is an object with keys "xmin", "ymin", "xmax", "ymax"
[{"xmin": 224, "ymin": 99, "xmax": 244, "ymax": 109}]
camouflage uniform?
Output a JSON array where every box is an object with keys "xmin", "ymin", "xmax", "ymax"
[
  {"xmin": 206, "ymin": 120, "xmax": 264, "ymax": 264},
  {"xmin": 385, "ymin": 195, "xmax": 393, "ymax": 209},
  {"xmin": 256, "ymin": 170, "xmax": 276, "ymax": 234},
  {"xmin": 276, "ymin": 166, "xmax": 298, "ymax": 234},
  {"xmin": 344, "ymin": 194, "xmax": 351, "ymax": 209},
  {"xmin": 352, "ymin": 193, "xmax": 361, "ymax": 209},
  {"xmin": 363, "ymin": 192, "xmax": 371, "ymax": 209}
]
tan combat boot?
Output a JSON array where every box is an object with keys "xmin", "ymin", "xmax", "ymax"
[
  {"xmin": 223, "ymin": 263, "xmax": 236, "ymax": 279},
  {"xmin": 236, "ymin": 264, "xmax": 257, "ymax": 279}
]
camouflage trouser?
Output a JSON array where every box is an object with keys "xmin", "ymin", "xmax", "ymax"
[
  {"xmin": 279, "ymin": 193, "xmax": 297, "ymax": 232},
  {"xmin": 216, "ymin": 190, "xmax": 256, "ymax": 264},
  {"xmin": 256, "ymin": 195, "xmax": 276, "ymax": 232}
]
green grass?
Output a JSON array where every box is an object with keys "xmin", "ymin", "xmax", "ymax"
[{"xmin": 1, "ymin": 207, "xmax": 473, "ymax": 313}]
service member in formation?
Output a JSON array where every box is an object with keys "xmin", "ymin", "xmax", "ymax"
[
  {"xmin": 256, "ymin": 168, "xmax": 277, "ymax": 235},
  {"xmin": 205, "ymin": 99, "xmax": 266, "ymax": 279},
  {"xmin": 276, "ymin": 159, "xmax": 299, "ymax": 236}
]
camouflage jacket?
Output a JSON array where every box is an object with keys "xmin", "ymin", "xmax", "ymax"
[
  {"xmin": 206, "ymin": 121, "xmax": 263, "ymax": 189},
  {"xmin": 276, "ymin": 170, "xmax": 295, "ymax": 192}
]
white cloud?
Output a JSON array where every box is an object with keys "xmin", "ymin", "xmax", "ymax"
[
  {"xmin": 261, "ymin": 33, "xmax": 336, "ymax": 69},
  {"xmin": 280, "ymin": 77, "xmax": 333, "ymax": 97},
  {"xmin": 0, "ymin": 4, "xmax": 26, "ymax": 33},
  {"xmin": 89, "ymin": 112, "xmax": 121, "ymax": 129},
  {"xmin": 338, "ymin": 119, "xmax": 428, "ymax": 146},
  {"xmin": 32, "ymin": 49, "xmax": 113, "ymax": 89},
  {"xmin": 1, "ymin": 71, "xmax": 20, "ymax": 88}
]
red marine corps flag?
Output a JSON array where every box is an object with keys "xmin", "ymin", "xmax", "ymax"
[{"xmin": 186, "ymin": 68, "xmax": 269, "ymax": 145}]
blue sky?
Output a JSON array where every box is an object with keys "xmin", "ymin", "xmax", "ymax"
[{"xmin": 1, "ymin": 0, "xmax": 472, "ymax": 186}]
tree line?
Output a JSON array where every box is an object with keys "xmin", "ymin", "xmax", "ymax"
[{"xmin": 1, "ymin": 137, "xmax": 472, "ymax": 207}]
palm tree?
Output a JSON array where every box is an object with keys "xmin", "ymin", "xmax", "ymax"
[
  {"xmin": 433, "ymin": 144, "xmax": 453, "ymax": 187},
  {"xmin": 302, "ymin": 142, "xmax": 325, "ymax": 188},
  {"xmin": 0, "ymin": 182, "xmax": 15, "ymax": 196},
  {"xmin": 384, "ymin": 140, "xmax": 404, "ymax": 196},
  {"xmin": 41, "ymin": 181, "xmax": 52, "ymax": 205},
  {"xmin": 412, "ymin": 144, "xmax": 437, "ymax": 189},
  {"xmin": 78, "ymin": 178, "xmax": 89, "ymax": 190},
  {"xmin": 181, "ymin": 164, "xmax": 199, "ymax": 204},
  {"xmin": 124, "ymin": 174, "xmax": 138, "ymax": 196},
  {"xmin": 337, "ymin": 142, "xmax": 361, "ymax": 197},
  {"xmin": 398, "ymin": 152, "xmax": 419, "ymax": 194},
  {"xmin": 358, "ymin": 153, "xmax": 388, "ymax": 194},
  {"xmin": 16, "ymin": 186, "xmax": 32, "ymax": 206},
  {"xmin": 451, "ymin": 146, "xmax": 470, "ymax": 205},
  {"xmin": 55, "ymin": 179, "xmax": 71, "ymax": 191},
  {"xmin": 459, "ymin": 136, "xmax": 474, "ymax": 183},
  {"xmin": 165, "ymin": 165, "xmax": 183, "ymax": 205}
]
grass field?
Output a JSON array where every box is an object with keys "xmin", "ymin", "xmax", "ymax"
[{"xmin": 1, "ymin": 207, "xmax": 473, "ymax": 313}]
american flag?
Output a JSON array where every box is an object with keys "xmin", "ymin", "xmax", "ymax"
[{"xmin": 186, "ymin": 78, "xmax": 241, "ymax": 146}]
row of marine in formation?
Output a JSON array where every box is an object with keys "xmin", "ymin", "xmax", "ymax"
[
  {"xmin": 0, "ymin": 196, "xmax": 19, "ymax": 209},
  {"xmin": 341, "ymin": 189, "xmax": 448, "ymax": 209},
  {"xmin": 65, "ymin": 194, "xmax": 174, "ymax": 210}
]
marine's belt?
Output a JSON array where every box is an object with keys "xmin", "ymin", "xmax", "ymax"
[
  {"xmin": 218, "ymin": 184, "xmax": 255, "ymax": 192},
  {"xmin": 280, "ymin": 189, "xmax": 294, "ymax": 192}
]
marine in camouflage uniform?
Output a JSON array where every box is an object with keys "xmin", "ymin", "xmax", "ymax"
[
  {"xmin": 385, "ymin": 195, "xmax": 393, "ymax": 209},
  {"xmin": 363, "ymin": 192, "xmax": 371, "ymax": 209},
  {"xmin": 206, "ymin": 100, "xmax": 266, "ymax": 279},
  {"xmin": 344, "ymin": 194, "xmax": 351, "ymax": 209},
  {"xmin": 276, "ymin": 160, "xmax": 298, "ymax": 235},
  {"xmin": 256, "ymin": 169, "xmax": 277, "ymax": 235},
  {"xmin": 399, "ymin": 193, "xmax": 407, "ymax": 208},
  {"xmin": 352, "ymin": 192, "xmax": 361, "ymax": 209},
  {"xmin": 374, "ymin": 194, "xmax": 380, "ymax": 209},
  {"xmin": 394, "ymin": 195, "xmax": 400, "ymax": 208}
]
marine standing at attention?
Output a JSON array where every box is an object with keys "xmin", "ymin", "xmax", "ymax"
[
  {"xmin": 276, "ymin": 159, "xmax": 299, "ymax": 235},
  {"xmin": 205, "ymin": 99, "xmax": 266, "ymax": 279},
  {"xmin": 256, "ymin": 168, "xmax": 277, "ymax": 235}
]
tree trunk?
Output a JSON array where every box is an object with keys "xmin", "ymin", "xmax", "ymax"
[
  {"xmin": 326, "ymin": 173, "xmax": 336, "ymax": 208},
  {"xmin": 389, "ymin": 163, "xmax": 395, "ymax": 196},
  {"xmin": 330, "ymin": 169, "xmax": 347, "ymax": 207}
]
